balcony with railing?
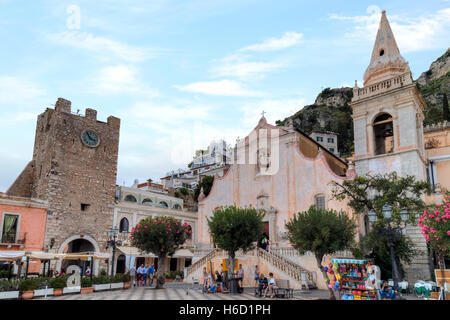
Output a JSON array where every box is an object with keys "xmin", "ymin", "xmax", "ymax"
[
  {"xmin": 352, "ymin": 72, "xmax": 413, "ymax": 102},
  {"xmin": 0, "ymin": 232, "xmax": 27, "ymax": 246}
]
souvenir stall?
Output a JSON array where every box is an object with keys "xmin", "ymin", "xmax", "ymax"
[{"xmin": 326, "ymin": 258, "xmax": 379, "ymax": 300}]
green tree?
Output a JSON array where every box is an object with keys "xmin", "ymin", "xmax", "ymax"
[
  {"xmin": 130, "ymin": 216, "xmax": 192, "ymax": 289},
  {"xmin": 285, "ymin": 206, "xmax": 356, "ymax": 300},
  {"xmin": 207, "ymin": 206, "xmax": 264, "ymax": 293},
  {"xmin": 331, "ymin": 173, "xmax": 431, "ymax": 279},
  {"xmin": 443, "ymin": 93, "xmax": 449, "ymax": 121},
  {"xmin": 361, "ymin": 226, "xmax": 419, "ymax": 279},
  {"xmin": 194, "ymin": 175, "xmax": 214, "ymax": 201},
  {"xmin": 331, "ymin": 172, "xmax": 431, "ymax": 225}
]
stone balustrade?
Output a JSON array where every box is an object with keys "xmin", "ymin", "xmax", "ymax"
[{"xmin": 352, "ymin": 72, "xmax": 413, "ymax": 102}]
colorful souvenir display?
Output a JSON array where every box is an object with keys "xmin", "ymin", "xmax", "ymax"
[{"xmin": 331, "ymin": 258, "xmax": 378, "ymax": 300}]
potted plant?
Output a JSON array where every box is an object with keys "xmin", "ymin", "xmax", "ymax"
[
  {"xmin": 19, "ymin": 279, "xmax": 39, "ymax": 300},
  {"xmin": 110, "ymin": 274, "xmax": 124, "ymax": 289},
  {"xmin": 50, "ymin": 277, "xmax": 67, "ymax": 296},
  {"xmin": 0, "ymin": 279, "xmax": 20, "ymax": 300},
  {"xmin": 122, "ymin": 274, "xmax": 131, "ymax": 289},
  {"xmin": 33, "ymin": 277, "xmax": 54, "ymax": 297},
  {"xmin": 81, "ymin": 277, "xmax": 93, "ymax": 294},
  {"xmin": 92, "ymin": 275, "xmax": 111, "ymax": 291}
]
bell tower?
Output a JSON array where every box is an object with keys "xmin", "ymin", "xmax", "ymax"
[
  {"xmin": 351, "ymin": 10, "xmax": 427, "ymax": 180},
  {"xmin": 350, "ymin": 11, "xmax": 431, "ymax": 283}
]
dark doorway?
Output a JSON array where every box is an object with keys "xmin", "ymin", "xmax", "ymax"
[
  {"xmin": 185, "ymin": 259, "xmax": 192, "ymax": 268},
  {"xmin": 136, "ymin": 257, "xmax": 145, "ymax": 268},
  {"xmin": 263, "ymin": 222, "xmax": 269, "ymax": 236},
  {"xmin": 62, "ymin": 238, "xmax": 94, "ymax": 272},
  {"xmin": 170, "ymin": 258, "xmax": 178, "ymax": 271},
  {"xmin": 116, "ymin": 254, "xmax": 126, "ymax": 274}
]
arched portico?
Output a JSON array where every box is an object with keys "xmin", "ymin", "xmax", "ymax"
[{"xmin": 56, "ymin": 234, "xmax": 101, "ymax": 275}]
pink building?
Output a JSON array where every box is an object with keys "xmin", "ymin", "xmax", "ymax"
[{"xmin": 0, "ymin": 193, "xmax": 48, "ymax": 274}]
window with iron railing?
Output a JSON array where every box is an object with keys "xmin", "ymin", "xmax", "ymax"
[{"xmin": 1, "ymin": 232, "xmax": 27, "ymax": 244}]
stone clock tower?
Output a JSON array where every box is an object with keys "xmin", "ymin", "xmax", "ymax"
[
  {"xmin": 8, "ymin": 98, "xmax": 120, "ymax": 274},
  {"xmin": 350, "ymin": 11, "xmax": 430, "ymax": 282}
]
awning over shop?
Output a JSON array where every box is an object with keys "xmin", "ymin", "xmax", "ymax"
[
  {"xmin": 331, "ymin": 258, "xmax": 367, "ymax": 265},
  {"xmin": 117, "ymin": 246, "xmax": 156, "ymax": 257},
  {"xmin": 0, "ymin": 251, "xmax": 25, "ymax": 261},
  {"xmin": 117, "ymin": 246, "xmax": 193, "ymax": 258},
  {"xmin": 172, "ymin": 248, "xmax": 194, "ymax": 258}
]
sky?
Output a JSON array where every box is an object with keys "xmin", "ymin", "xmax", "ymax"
[{"xmin": 0, "ymin": 0, "xmax": 449, "ymax": 191}]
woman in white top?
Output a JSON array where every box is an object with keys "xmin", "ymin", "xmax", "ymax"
[{"xmin": 265, "ymin": 272, "xmax": 276, "ymax": 298}]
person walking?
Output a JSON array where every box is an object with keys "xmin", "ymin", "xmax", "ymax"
[
  {"xmin": 142, "ymin": 265, "xmax": 149, "ymax": 286},
  {"xmin": 129, "ymin": 264, "xmax": 136, "ymax": 287},
  {"xmin": 238, "ymin": 264, "xmax": 245, "ymax": 289},
  {"xmin": 148, "ymin": 264, "xmax": 155, "ymax": 286},
  {"xmin": 254, "ymin": 265, "xmax": 259, "ymax": 287},
  {"xmin": 85, "ymin": 266, "xmax": 91, "ymax": 276},
  {"xmin": 202, "ymin": 267, "xmax": 208, "ymax": 289},
  {"xmin": 137, "ymin": 264, "xmax": 144, "ymax": 287},
  {"xmin": 215, "ymin": 270, "xmax": 223, "ymax": 292}
]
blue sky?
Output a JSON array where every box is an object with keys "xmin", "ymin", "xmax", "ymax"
[{"xmin": 0, "ymin": 0, "xmax": 449, "ymax": 190}]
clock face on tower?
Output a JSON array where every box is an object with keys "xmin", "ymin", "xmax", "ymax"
[{"xmin": 82, "ymin": 130, "xmax": 100, "ymax": 147}]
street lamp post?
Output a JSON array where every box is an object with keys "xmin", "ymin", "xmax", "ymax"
[
  {"xmin": 107, "ymin": 227, "xmax": 121, "ymax": 277},
  {"xmin": 367, "ymin": 204, "xmax": 409, "ymax": 291}
]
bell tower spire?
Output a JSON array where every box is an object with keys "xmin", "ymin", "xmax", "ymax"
[{"xmin": 363, "ymin": 10, "xmax": 410, "ymax": 86}]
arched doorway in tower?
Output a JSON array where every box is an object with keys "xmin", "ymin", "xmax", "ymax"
[
  {"xmin": 62, "ymin": 238, "xmax": 95, "ymax": 273},
  {"xmin": 116, "ymin": 254, "xmax": 126, "ymax": 274}
]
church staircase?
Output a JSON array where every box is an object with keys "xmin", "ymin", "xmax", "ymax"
[{"xmin": 185, "ymin": 247, "xmax": 317, "ymax": 289}]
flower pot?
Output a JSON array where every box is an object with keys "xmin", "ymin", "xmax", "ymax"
[
  {"xmin": 110, "ymin": 282, "xmax": 124, "ymax": 290},
  {"xmin": 123, "ymin": 282, "xmax": 130, "ymax": 289},
  {"xmin": 165, "ymin": 279, "xmax": 173, "ymax": 283},
  {"xmin": 93, "ymin": 284, "xmax": 111, "ymax": 291},
  {"xmin": 63, "ymin": 286, "xmax": 81, "ymax": 294},
  {"xmin": 81, "ymin": 287, "xmax": 94, "ymax": 294},
  {"xmin": 21, "ymin": 291, "xmax": 34, "ymax": 300},
  {"xmin": 53, "ymin": 289, "xmax": 63, "ymax": 296},
  {"xmin": 34, "ymin": 288, "xmax": 54, "ymax": 297},
  {"xmin": 0, "ymin": 291, "xmax": 20, "ymax": 300}
]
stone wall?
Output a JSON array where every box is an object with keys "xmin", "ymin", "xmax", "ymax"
[{"xmin": 8, "ymin": 98, "xmax": 120, "ymax": 273}]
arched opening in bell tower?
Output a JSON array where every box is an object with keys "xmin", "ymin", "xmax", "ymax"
[{"xmin": 373, "ymin": 113, "xmax": 394, "ymax": 155}]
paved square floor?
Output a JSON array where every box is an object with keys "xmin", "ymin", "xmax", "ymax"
[{"xmin": 35, "ymin": 283, "xmax": 325, "ymax": 300}]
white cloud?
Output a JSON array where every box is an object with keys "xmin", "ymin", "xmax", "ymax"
[
  {"xmin": 48, "ymin": 31, "xmax": 154, "ymax": 62},
  {"xmin": 329, "ymin": 6, "xmax": 450, "ymax": 53},
  {"xmin": 0, "ymin": 76, "xmax": 44, "ymax": 104},
  {"xmin": 90, "ymin": 65, "xmax": 158, "ymax": 96},
  {"xmin": 240, "ymin": 31, "xmax": 303, "ymax": 52},
  {"xmin": 175, "ymin": 79, "xmax": 263, "ymax": 97},
  {"xmin": 211, "ymin": 54, "xmax": 286, "ymax": 80}
]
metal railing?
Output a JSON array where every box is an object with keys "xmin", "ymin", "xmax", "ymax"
[
  {"xmin": 257, "ymin": 248, "xmax": 316, "ymax": 287},
  {"xmin": 0, "ymin": 232, "xmax": 26, "ymax": 245}
]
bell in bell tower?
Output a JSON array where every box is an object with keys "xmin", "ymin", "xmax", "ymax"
[{"xmin": 350, "ymin": 10, "xmax": 427, "ymax": 180}]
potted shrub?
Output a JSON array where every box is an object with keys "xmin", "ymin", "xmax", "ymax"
[
  {"xmin": 81, "ymin": 277, "xmax": 93, "ymax": 294},
  {"xmin": 110, "ymin": 274, "xmax": 124, "ymax": 290},
  {"xmin": 122, "ymin": 274, "xmax": 131, "ymax": 289},
  {"xmin": 50, "ymin": 277, "xmax": 67, "ymax": 296},
  {"xmin": 0, "ymin": 279, "xmax": 20, "ymax": 300},
  {"xmin": 33, "ymin": 277, "xmax": 54, "ymax": 297},
  {"xmin": 92, "ymin": 275, "xmax": 111, "ymax": 291},
  {"xmin": 19, "ymin": 279, "xmax": 39, "ymax": 300}
]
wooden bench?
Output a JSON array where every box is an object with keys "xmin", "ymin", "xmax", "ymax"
[{"xmin": 274, "ymin": 279, "xmax": 294, "ymax": 298}]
